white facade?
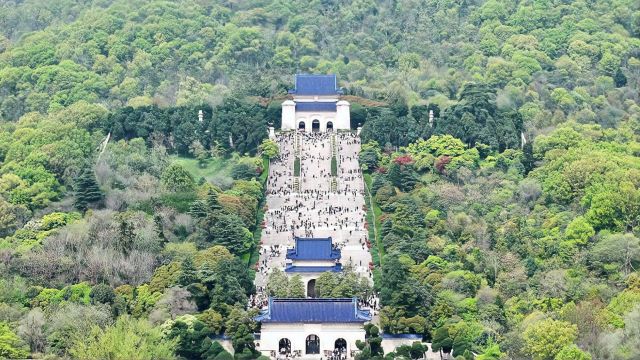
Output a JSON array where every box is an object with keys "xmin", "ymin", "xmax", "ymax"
[
  {"xmin": 258, "ymin": 323, "xmax": 365, "ymax": 359},
  {"xmin": 281, "ymin": 96, "xmax": 351, "ymax": 132}
]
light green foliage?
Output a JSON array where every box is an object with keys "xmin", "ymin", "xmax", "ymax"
[
  {"xmin": 554, "ymin": 344, "xmax": 591, "ymax": 360},
  {"xmin": 564, "ymin": 216, "xmax": 594, "ymax": 245},
  {"xmin": 0, "ymin": 322, "xmax": 29, "ymax": 359},
  {"xmin": 69, "ymin": 316, "xmax": 175, "ymax": 360},
  {"xmin": 266, "ymin": 269, "xmax": 305, "ymax": 298},
  {"xmin": 523, "ymin": 319, "xmax": 578, "ymax": 360},
  {"xmin": 161, "ymin": 163, "xmax": 196, "ymax": 193},
  {"xmin": 258, "ymin": 139, "xmax": 279, "ymax": 159}
]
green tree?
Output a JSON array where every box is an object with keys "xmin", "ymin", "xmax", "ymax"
[
  {"xmin": 69, "ymin": 316, "xmax": 175, "ymax": 360},
  {"xmin": 0, "ymin": 322, "xmax": 29, "ymax": 359},
  {"xmin": 161, "ymin": 163, "xmax": 196, "ymax": 192},
  {"xmin": 74, "ymin": 169, "xmax": 103, "ymax": 212},
  {"xmin": 258, "ymin": 139, "xmax": 279, "ymax": 159},
  {"xmin": 523, "ymin": 319, "xmax": 577, "ymax": 360},
  {"xmin": 554, "ymin": 345, "xmax": 591, "ymax": 360}
]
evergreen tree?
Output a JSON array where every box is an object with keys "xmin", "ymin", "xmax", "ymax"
[
  {"xmin": 522, "ymin": 142, "xmax": 535, "ymax": 174},
  {"xmin": 74, "ymin": 169, "xmax": 103, "ymax": 211},
  {"xmin": 206, "ymin": 189, "xmax": 222, "ymax": 212},
  {"xmin": 614, "ymin": 68, "xmax": 627, "ymax": 87},
  {"xmin": 178, "ymin": 258, "xmax": 198, "ymax": 286},
  {"xmin": 189, "ymin": 200, "xmax": 208, "ymax": 218}
]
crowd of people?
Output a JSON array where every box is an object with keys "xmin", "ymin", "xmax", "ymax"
[{"xmin": 254, "ymin": 130, "xmax": 376, "ymax": 357}]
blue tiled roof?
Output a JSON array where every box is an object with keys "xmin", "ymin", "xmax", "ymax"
[
  {"xmin": 381, "ymin": 334, "xmax": 423, "ymax": 340},
  {"xmin": 255, "ymin": 298, "xmax": 371, "ymax": 323},
  {"xmin": 296, "ymin": 102, "xmax": 337, "ymax": 112},
  {"xmin": 289, "ymin": 74, "xmax": 342, "ymax": 95},
  {"xmin": 286, "ymin": 237, "xmax": 341, "ymax": 261},
  {"xmin": 284, "ymin": 264, "xmax": 343, "ymax": 273}
]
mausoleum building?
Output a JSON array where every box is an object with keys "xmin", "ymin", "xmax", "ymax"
[
  {"xmin": 281, "ymin": 74, "xmax": 351, "ymax": 132},
  {"xmin": 256, "ymin": 298, "xmax": 371, "ymax": 359}
]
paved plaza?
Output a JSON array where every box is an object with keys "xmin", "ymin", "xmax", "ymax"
[{"xmin": 254, "ymin": 131, "xmax": 373, "ymax": 297}]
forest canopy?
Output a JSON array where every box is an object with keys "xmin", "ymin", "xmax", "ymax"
[{"xmin": 0, "ymin": 0, "xmax": 639, "ymax": 359}]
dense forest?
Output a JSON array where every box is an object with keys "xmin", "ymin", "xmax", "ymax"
[{"xmin": 0, "ymin": 0, "xmax": 639, "ymax": 359}]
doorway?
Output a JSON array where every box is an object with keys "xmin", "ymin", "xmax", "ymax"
[
  {"xmin": 312, "ymin": 119, "xmax": 320, "ymax": 133},
  {"xmin": 306, "ymin": 335, "xmax": 320, "ymax": 354},
  {"xmin": 307, "ymin": 279, "xmax": 316, "ymax": 298}
]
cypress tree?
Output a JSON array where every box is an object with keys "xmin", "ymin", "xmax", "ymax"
[
  {"xmin": 614, "ymin": 68, "xmax": 627, "ymax": 87},
  {"xmin": 74, "ymin": 169, "xmax": 103, "ymax": 211}
]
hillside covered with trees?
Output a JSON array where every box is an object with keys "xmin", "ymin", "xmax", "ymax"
[{"xmin": 0, "ymin": 0, "xmax": 639, "ymax": 359}]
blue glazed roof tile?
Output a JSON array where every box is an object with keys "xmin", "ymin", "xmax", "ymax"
[
  {"xmin": 289, "ymin": 74, "xmax": 342, "ymax": 95},
  {"xmin": 286, "ymin": 237, "xmax": 341, "ymax": 261},
  {"xmin": 255, "ymin": 298, "xmax": 371, "ymax": 323},
  {"xmin": 295, "ymin": 102, "xmax": 337, "ymax": 112}
]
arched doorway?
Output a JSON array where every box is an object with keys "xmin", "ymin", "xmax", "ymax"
[
  {"xmin": 312, "ymin": 119, "xmax": 320, "ymax": 133},
  {"xmin": 279, "ymin": 338, "xmax": 291, "ymax": 355},
  {"xmin": 306, "ymin": 335, "xmax": 320, "ymax": 354},
  {"xmin": 326, "ymin": 121, "xmax": 333, "ymax": 132},
  {"xmin": 307, "ymin": 279, "xmax": 316, "ymax": 298},
  {"xmin": 298, "ymin": 121, "xmax": 306, "ymax": 131},
  {"xmin": 334, "ymin": 338, "xmax": 347, "ymax": 355}
]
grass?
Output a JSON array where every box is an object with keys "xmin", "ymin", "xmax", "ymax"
[
  {"xmin": 294, "ymin": 157, "xmax": 300, "ymax": 177},
  {"xmin": 331, "ymin": 156, "xmax": 337, "ymax": 177},
  {"xmin": 169, "ymin": 155, "xmax": 233, "ymax": 184}
]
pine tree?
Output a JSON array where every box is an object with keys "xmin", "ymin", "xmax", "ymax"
[
  {"xmin": 178, "ymin": 258, "xmax": 197, "ymax": 286},
  {"xmin": 189, "ymin": 200, "xmax": 208, "ymax": 218},
  {"xmin": 206, "ymin": 188, "xmax": 222, "ymax": 212},
  {"xmin": 74, "ymin": 169, "xmax": 104, "ymax": 212}
]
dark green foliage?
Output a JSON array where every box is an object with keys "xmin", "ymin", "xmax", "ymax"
[
  {"xmin": 209, "ymin": 97, "xmax": 268, "ymax": 155},
  {"xmin": 355, "ymin": 324, "xmax": 384, "ymax": 360},
  {"xmin": 178, "ymin": 258, "xmax": 198, "ymax": 287},
  {"xmin": 90, "ymin": 283, "xmax": 115, "ymax": 304},
  {"xmin": 165, "ymin": 318, "xmax": 212, "ymax": 360},
  {"xmin": 231, "ymin": 163, "xmax": 257, "ymax": 180},
  {"xmin": 294, "ymin": 157, "xmax": 300, "ymax": 177},
  {"xmin": 614, "ymin": 68, "xmax": 628, "ymax": 87},
  {"xmin": 435, "ymin": 83, "xmax": 523, "ymax": 151},
  {"xmin": 74, "ymin": 169, "xmax": 103, "ymax": 211},
  {"xmin": 361, "ymin": 108, "xmax": 422, "ymax": 148},
  {"xmin": 331, "ymin": 156, "xmax": 337, "ymax": 177},
  {"xmin": 213, "ymin": 351, "xmax": 233, "ymax": 360},
  {"xmin": 198, "ymin": 213, "xmax": 251, "ymax": 254}
]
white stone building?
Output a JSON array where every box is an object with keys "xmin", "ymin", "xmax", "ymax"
[
  {"xmin": 281, "ymin": 74, "xmax": 351, "ymax": 132},
  {"xmin": 256, "ymin": 298, "xmax": 371, "ymax": 359}
]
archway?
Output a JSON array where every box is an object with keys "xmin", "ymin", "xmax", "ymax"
[
  {"xmin": 307, "ymin": 279, "xmax": 316, "ymax": 298},
  {"xmin": 334, "ymin": 338, "xmax": 347, "ymax": 355},
  {"xmin": 306, "ymin": 335, "xmax": 320, "ymax": 354},
  {"xmin": 278, "ymin": 338, "xmax": 291, "ymax": 355},
  {"xmin": 326, "ymin": 121, "xmax": 333, "ymax": 132},
  {"xmin": 312, "ymin": 119, "xmax": 320, "ymax": 133},
  {"xmin": 298, "ymin": 121, "xmax": 306, "ymax": 131}
]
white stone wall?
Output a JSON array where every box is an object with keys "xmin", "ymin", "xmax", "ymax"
[
  {"xmin": 336, "ymin": 100, "xmax": 351, "ymax": 130},
  {"xmin": 280, "ymin": 97, "xmax": 351, "ymax": 132},
  {"xmin": 290, "ymin": 260, "xmax": 336, "ymax": 267},
  {"xmin": 258, "ymin": 323, "xmax": 365, "ymax": 358},
  {"xmin": 295, "ymin": 111, "xmax": 336, "ymax": 132},
  {"xmin": 281, "ymin": 100, "xmax": 296, "ymax": 130}
]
